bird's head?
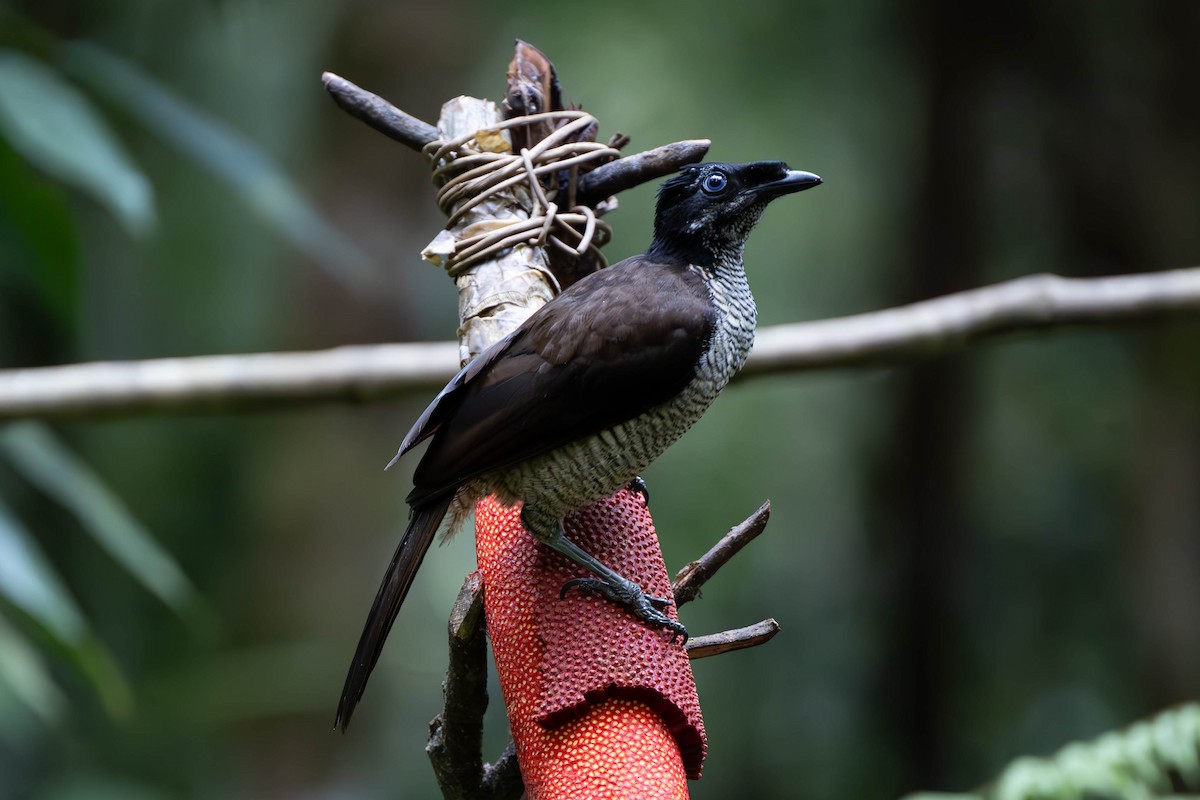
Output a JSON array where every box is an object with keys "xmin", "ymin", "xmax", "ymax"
[{"xmin": 649, "ymin": 161, "xmax": 822, "ymax": 266}]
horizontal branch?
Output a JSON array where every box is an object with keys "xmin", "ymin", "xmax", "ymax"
[
  {"xmin": 1, "ymin": 267, "xmax": 1198, "ymax": 422},
  {"xmin": 740, "ymin": 266, "xmax": 1200, "ymax": 379},
  {"xmin": 574, "ymin": 139, "xmax": 710, "ymax": 206},
  {"xmin": 0, "ymin": 342, "xmax": 458, "ymax": 420},
  {"xmin": 686, "ymin": 619, "xmax": 780, "ymax": 660}
]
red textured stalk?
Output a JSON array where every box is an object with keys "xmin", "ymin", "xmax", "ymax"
[{"xmin": 475, "ymin": 490, "xmax": 706, "ymax": 798}]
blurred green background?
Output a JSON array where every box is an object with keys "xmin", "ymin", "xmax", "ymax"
[{"xmin": 1, "ymin": 1, "xmax": 1198, "ymax": 798}]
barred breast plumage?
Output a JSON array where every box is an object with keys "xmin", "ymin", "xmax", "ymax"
[{"xmin": 486, "ymin": 252, "xmax": 757, "ymax": 519}]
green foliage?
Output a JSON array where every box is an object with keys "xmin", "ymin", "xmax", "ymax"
[
  {"xmin": 0, "ymin": 50, "xmax": 154, "ymax": 236},
  {"xmin": 0, "ymin": 612, "xmax": 63, "ymax": 731},
  {"xmin": 0, "ymin": 5, "xmax": 381, "ymax": 795},
  {"xmin": 0, "ymin": 424, "xmax": 198, "ymax": 615},
  {"xmin": 0, "ymin": 496, "xmax": 131, "ymax": 720},
  {"xmin": 0, "ymin": 139, "xmax": 79, "ymax": 324},
  {"xmin": 61, "ymin": 43, "xmax": 379, "ymax": 296},
  {"xmin": 903, "ymin": 705, "xmax": 1200, "ymax": 800}
]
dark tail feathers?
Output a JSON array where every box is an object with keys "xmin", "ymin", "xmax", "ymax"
[{"xmin": 335, "ymin": 495, "xmax": 452, "ymax": 731}]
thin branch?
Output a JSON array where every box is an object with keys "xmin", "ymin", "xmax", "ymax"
[
  {"xmin": 686, "ymin": 619, "xmax": 781, "ymax": 660},
  {"xmin": 0, "ymin": 342, "xmax": 457, "ymax": 421},
  {"xmin": 322, "ymin": 71, "xmax": 439, "ymax": 151},
  {"xmin": 2, "ymin": 267, "xmax": 1199, "ymax": 422},
  {"xmin": 575, "ymin": 139, "xmax": 710, "ymax": 205},
  {"xmin": 673, "ymin": 501, "xmax": 771, "ymax": 607},
  {"xmin": 740, "ymin": 267, "xmax": 1200, "ymax": 379}
]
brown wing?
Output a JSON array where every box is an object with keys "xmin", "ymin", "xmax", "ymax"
[
  {"xmin": 385, "ymin": 331, "xmax": 515, "ymax": 470},
  {"xmin": 402, "ymin": 254, "xmax": 714, "ymax": 505}
]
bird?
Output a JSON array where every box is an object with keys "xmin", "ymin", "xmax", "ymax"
[{"xmin": 336, "ymin": 160, "xmax": 822, "ymax": 730}]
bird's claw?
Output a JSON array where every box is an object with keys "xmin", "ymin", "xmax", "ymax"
[
  {"xmin": 626, "ymin": 476, "xmax": 650, "ymax": 505},
  {"xmin": 560, "ymin": 577, "xmax": 688, "ymax": 642}
]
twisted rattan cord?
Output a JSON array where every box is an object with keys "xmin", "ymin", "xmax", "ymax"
[{"xmin": 421, "ymin": 110, "xmax": 622, "ymax": 278}]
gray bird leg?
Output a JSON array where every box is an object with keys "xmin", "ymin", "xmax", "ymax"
[{"xmin": 520, "ymin": 507, "xmax": 687, "ymax": 641}]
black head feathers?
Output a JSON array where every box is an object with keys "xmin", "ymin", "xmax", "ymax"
[{"xmin": 649, "ymin": 161, "xmax": 821, "ymax": 265}]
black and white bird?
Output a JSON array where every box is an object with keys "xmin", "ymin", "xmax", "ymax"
[{"xmin": 336, "ymin": 160, "xmax": 822, "ymax": 730}]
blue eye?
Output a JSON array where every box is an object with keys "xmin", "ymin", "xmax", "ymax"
[{"xmin": 701, "ymin": 171, "xmax": 728, "ymax": 194}]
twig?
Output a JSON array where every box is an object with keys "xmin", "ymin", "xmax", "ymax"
[
  {"xmin": 672, "ymin": 501, "xmax": 771, "ymax": 606},
  {"xmin": 686, "ymin": 619, "xmax": 781, "ymax": 660},
  {"xmin": 322, "ymin": 72, "xmax": 439, "ymax": 151},
  {"xmin": 2, "ymin": 267, "xmax": 1199, "ymax": 422},
  {"xmin": 575, "ymin": 139, "xmax": 710, "ymax": 205}
]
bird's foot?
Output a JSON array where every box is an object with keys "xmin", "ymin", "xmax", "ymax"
[
  {"xmin": 560, "ymin": 576, "xmax": 687, "ymax": 642},
  {"xmin": 626, "ymin": 476, "xmax": 650, "ymax": 505}
]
